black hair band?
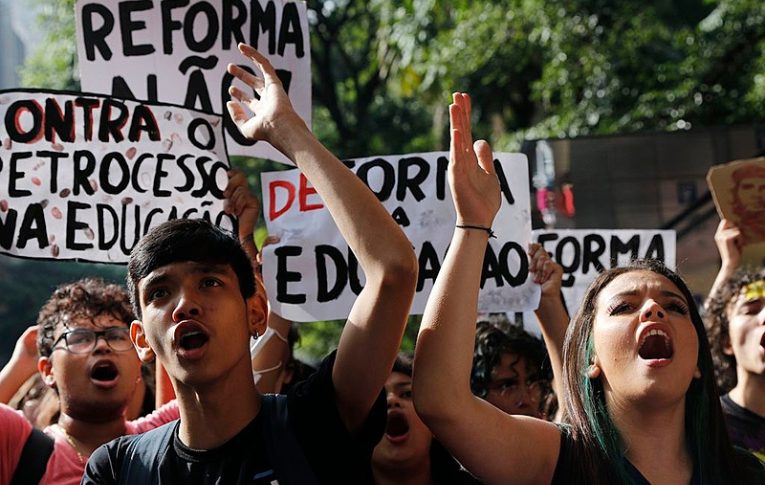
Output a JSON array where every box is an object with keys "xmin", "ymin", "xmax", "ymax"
[{"xmin": 456, "ymin": 224, "xmax": 496, "ymax": 239}]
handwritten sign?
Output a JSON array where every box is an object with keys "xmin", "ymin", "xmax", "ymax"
[
  {"xmin": 260, "ymin": 152, "xmax": 540, "ymax": 322},
  {"xmin": 75, "ymin": 0, "xmax": 310, "ymax": 164},
  {"xmin": 0, "ymin": 89, "xmax": 231, "ymax": 263},
  {"xmin": 530, "ymin": 229, "xmax": 676, "ymax": 319}
]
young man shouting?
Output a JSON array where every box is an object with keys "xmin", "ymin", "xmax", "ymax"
[{"xmin": 81, "ymin": 43, "xmax": 417, "ymax": 485}]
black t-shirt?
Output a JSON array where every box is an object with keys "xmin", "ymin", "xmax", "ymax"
[
  {"xmin": 81, "ymin": 351, "xmax": 385, "ymax": 485},
  {"xmin": 721, "ymin": 393, "xmax": 765, "ymax": 459},
  {"xmin": 551, "ymin": 424, "xmax": 764, "ymax": 485}
]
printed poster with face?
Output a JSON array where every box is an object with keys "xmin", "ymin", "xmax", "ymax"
[
  {"xmin": 75, "ymin": 0, "xmax": 310, "ymax": 165},
  {"xmin": 260, "ymin": 152, "xmax": 540, "ymax": 322},
  {"xmin": 707, "ymin": 157, "xmax": 765, "ymax": 265},
  {"xmin": 0, "ymin": 89, "xmax": 232, "ymax": 264}
]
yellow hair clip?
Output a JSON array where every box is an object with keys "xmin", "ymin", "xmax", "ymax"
[{"xmin": 744, "ymin": 280, "xmax": 765, "ymax": 300}]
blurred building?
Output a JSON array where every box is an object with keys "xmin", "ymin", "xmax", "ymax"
[
  {"xmin": 523, "ymin": 124, "xmax": 765, "ymax": 299},
  {"xmin": 0, "ymin": 0, "xmax": 26, "ymax": 89}
]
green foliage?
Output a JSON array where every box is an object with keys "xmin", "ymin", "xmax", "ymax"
[
  {"xmin": 293, "ymin": 315, "xmax": 422, "ymax": 365},
  {"xmin": 19, "ymin": 0, "xmax": 79, "ymax": 90},
  {"xmin": 382, "ymin": 0, "xmax": 765, "ymax": 149}
]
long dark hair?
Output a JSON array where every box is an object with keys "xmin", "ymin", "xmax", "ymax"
[{"xmin": 561, "ymin": 259, "xmax": 747, "ymax": 484}]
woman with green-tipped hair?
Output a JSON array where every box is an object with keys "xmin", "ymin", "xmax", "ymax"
[{"xmin": 412, "ymin": 92, "xmax": 764, "ymax": 485}]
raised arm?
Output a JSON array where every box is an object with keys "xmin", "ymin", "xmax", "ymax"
[
  {"xmin": 412, "ymin": 93, "xmax": 560, "ymax": 485},
  {"xmin": 0, "ymin": 326, "xmax": 39, "ymax": 404},
  {"xmin": 222, "ymin": 168, "xmax": 290, "ymax": 394},
  {"xmin": 227, "ymin": 43, "xmax": 417, "ymax": 434},
  {"xmin": 706, "ymin": 218, "xmax": 742, "ymax": 304},
  {"xmin": 528, "ymin": 244, "xmax": 568, "ymax": 420}
]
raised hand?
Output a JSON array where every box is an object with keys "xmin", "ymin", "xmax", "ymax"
[
  {"xmin": 707, "ymin": 218, "xmax": 744, "ymax": 302},
  {"xmin": 12, "ymin": 325, "xmax": 39, "ymax": 372},
  {"xmin": 714, "ymin": 218, "xmax": 743, "ymax": 271},
  {"xmin": 223, "ymin": 168, "xmax": 260, "ymax": 243},
  {"xmin": 448, "ymin": 93, "xmax": 502, "ymax": 229},
  {"xmin": 226, "ymin": 43, "xmax": 306, "ymax": 147},
  {"xmin": 0, "ymin": 325, "xmax": 40, "ymax": 403},
  {"xmin": 528, "ymin": 243, "xmax": 563, "ymax": 299}
]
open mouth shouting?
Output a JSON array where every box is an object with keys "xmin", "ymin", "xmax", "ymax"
[
  {"xmin": 638, "ymin": 326, "xmax": 674, "ymax": 365},
  {"xmin": 384, "ymin": 410, "xmax": 411, "ymax": 444},
  {"xmin": 173, "ymin": 321, "xmax": 210, "ymax": 360},
  {"xmin": 90, "ymin": 360, "xmax": 120, "ymax": 389}
]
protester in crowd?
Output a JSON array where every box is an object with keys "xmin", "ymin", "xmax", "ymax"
[
  {"xmin": 472, "ymin": 318, "xmax": 553, "ymax": 419},
  {"xmin": 0, "ymin": 147, "xmax": 264, "ymax": 485},
  {"xmin": 412, "ymin": 92, "xmax": 764, "ymax": 485},
  {"xmin": 81, "ymin": 42, "xmax": 417, "ymax": 485},
  {"xmin": 372, "ymin": 246, "xmax": 561, "ymax": 485},
  {"xmin": 251, "ymin": 311, "xmax": 317, "ymax": 396},
  {"xmin": 704, "ymin": 219, "xmax": 765, "ymax": 459},
  {"xmin": 9, "ymin": 374, "xmax": 60, "ymax": 429},
  {"xmin": 246, "ymin": 234, "xmax": 318, "ymax": 397},
  {"xmin": 373, "ymin": 352, "xmax": 481, "ymax": 485},
  {"xmin": 0, "ymin": 278, "xmax": 180, "ymax": 485},
  {"xmin": 471, "ymin": 249, "xmax": 566, "ymax": 421},
  {"xmin": 277, "ymin": 326, "xmax": 318, "ymax": 395}
]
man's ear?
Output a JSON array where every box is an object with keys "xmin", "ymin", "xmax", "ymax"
[
  {"xmin": 247, "ymin": 290, "xmax": 268, "ymax": 338},
  {"xmin": 38, "ymin": 356, "xmax": 57, "ymax": 389},
  {"xmin": 131, "ymin": 320, "xmax": 156, "ymax": 363},
  {"xmin": 722, "ymin": 334, "xmax": 734, "ymax": 356}
]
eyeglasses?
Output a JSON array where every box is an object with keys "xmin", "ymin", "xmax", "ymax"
[
  {"xmin": 51, "ymin": 328, "xmax": 134, "ymax": 354},
  {"xmin": 488, "ymin": 378, "xmax": 546, "ymax": 404}
]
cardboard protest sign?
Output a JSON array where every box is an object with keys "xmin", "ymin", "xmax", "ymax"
[
  {"xmin": 260, "ymin": 152, "xmax": 539, "ymax": 322},
  {"xmin": 0, "ymin": 89, "xmax": 232, "ymax": 264},
  {"xmin": 75, "ymin": 0, "xmax": 310, "ymax": 164},
  {"xmin": 707, "ymin": 157, "xmax": 765, "ymax": 265},
  {"xmin": 522, "ymin": 229, "xmax": 676, "ymax": 328}
]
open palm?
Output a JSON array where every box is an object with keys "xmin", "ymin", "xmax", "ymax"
[
  {"xmin": 226, "ymin": 43, "xmax": 303, "ymax": 145},
  {"xmin": 448, "ymin": 93, "xmax": 501, "ymax": 228}
]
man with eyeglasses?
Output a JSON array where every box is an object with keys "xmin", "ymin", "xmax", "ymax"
[
  {"xmin": 0, "ymin": 143, "xmax": 266, "ymax": 485},
  {"xmin": 0, "ymin": 278, "xmax": 181, "ymax": 485}
]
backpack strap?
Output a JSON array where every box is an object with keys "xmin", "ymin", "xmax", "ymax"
[
  {"xmin": 10, "ymin": 427, "xmax": 55, "ymax": 485},
  {"xmin": 261, "ymin": 394, "xmax": 320, "ymax": 485},
  {"xmin": 118, "ymin": 420, "xmax": 178, "ymax": 485}
]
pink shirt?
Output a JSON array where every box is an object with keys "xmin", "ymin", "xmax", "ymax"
[{"xmin": 0, "ymin": 401, "xmax": 179, "ymax": 485}]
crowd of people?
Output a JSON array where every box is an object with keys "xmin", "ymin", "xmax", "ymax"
[{"xmin": 0, "ymin": 43, "xmax": 763, "ymax": 485}]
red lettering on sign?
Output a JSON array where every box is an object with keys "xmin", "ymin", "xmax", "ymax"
[
  {"xmin": 269, "ymin": 180, "xmax": 296, "ymax": 221},
  {"xmin": 299, "ymin": 174, "xmax": 323, "ymax": 212}
]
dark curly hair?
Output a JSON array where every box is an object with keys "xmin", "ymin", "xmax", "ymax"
[
  {"xmin": 37, "ymin": 278, "xmax": 135, "ymax": 357},
  {"xmin": 704, "ymin": 266, "xmax": 765, "ymax": 392},
  {"xmin": 470, "ymin": 315, "xmax": 550, "ymax": 399}
]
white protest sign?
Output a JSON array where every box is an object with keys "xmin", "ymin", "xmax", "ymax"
[
  {"xmin": 0, "ymin": 89, "xmax": 232, "ymax": 263},
  {"xmin": 260, "ymin": 152, "xmax": 540, "ymax": 322},
  {"xmin": 75, "ymin": 0, "xmax": 310, "ymax": 164},
  {"xmin": 524, "ymin": 229, "xmax": 676, "ymax": 327}
]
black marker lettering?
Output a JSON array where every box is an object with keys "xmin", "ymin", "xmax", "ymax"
[
  {"xmin": 81, "ymin": 3, "xmax": 114, "ymax": 61},
  {"xmin": 119, "ymin": 0, "xmax": 155, "ymax": 56},
  {"xmin": 275, "ymin": 245, "xmax": 306, "ymax": 304}
]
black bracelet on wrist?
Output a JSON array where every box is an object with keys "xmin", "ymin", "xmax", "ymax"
[{"xmin": 456, "ymin": 224, "xmax": 496, "ymax": 239}]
